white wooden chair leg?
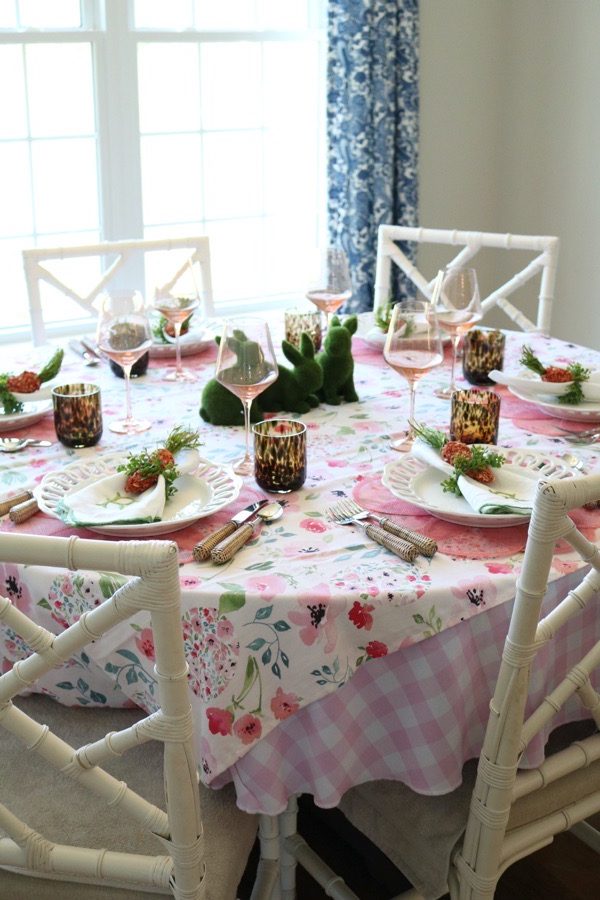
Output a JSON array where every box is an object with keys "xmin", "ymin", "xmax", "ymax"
[
  {"xmin": 279, "ymin": 795, "xmax": 299, "ymax": 900},
  {"xmin": 570, "ymin": 820, "xmax": 600, "ymax": 854},
  {"xmin": 251, "ymin": 815, "xmax": 281, "ymax": 900}
]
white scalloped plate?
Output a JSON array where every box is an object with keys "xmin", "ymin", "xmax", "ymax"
[
  {"xmin": 382, "ymin": 448, "xmax": 579, "ymax": 528},
  {"xmin": 508, "ymin": 385, "xmax": 600, "ymax": 422},
  {"xmin": 0, "ymin": 400, "xmax": 53, "ymax": 433},
  {"xmin": 35, "ymin": 453, "xmax": 242, "ymax": 537}
]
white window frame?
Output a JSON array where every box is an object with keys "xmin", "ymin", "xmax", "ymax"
[{"xmin": 0, "ymin": 0, "xmax": 327, "ymax": 342}]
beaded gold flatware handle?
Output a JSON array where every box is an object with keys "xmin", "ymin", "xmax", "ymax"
[
  {"xmin": 362, "ymin": 522, "xmax": 418, "ymax": 561},
  {"xmin": 193, "ymin": 522, "xmax": 238, "ymax": 561},
  {"xmin": 211, "ymin": 522, "xmax": 255, "ymax": 565}
]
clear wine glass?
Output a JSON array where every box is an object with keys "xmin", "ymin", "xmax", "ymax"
[
  {"xmin": 306, "ymin": 246, "xmax": 352, "ymax": 330},
  {"xmin": 215, "ymin": 317, "xmax": 279, "ymax": 475},
  {"xmin": 383, "ymin": 300, "xmax": 444, "ymax": 451},
  {"xmin": 96, "ymin": 290, "xmax": 153, "ymax": 434},
  {"xmin": 153, "ymin": 291, "xmax": 200, "ymax": 382},
  {"xmin": 433, "ymin": 266, "xmax": 482, "ymax": 399}
]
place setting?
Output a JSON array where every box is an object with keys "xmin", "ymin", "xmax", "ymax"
[
  {"xmin": 488, "ymin": 343, "xmax": 600, "ymax": 423},
  {"xmin": 34, "ymin": 426, "xmax": 243, "ymax": 538},
  {"xmin": 0, "ymin": 348, "xmax": 64, "ymax": 432}
]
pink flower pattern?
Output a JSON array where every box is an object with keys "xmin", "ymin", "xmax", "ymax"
[{"xmin": 183, "ymin": 606, "xmax": 240, "ymax": 701}]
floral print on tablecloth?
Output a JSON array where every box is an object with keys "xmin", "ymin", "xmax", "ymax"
[{"xmin": 1, "ymin": 330, "xmax": 600, "ymax": 779}]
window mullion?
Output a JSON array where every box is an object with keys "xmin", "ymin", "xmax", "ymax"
[{"xmin": 95, "ymin": 0, "xmax": 143, "ymax": 241}]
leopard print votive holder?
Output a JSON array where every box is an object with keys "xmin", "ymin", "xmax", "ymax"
[
  {"xmin": 462, "ymin": 328, "xmax": 505, "ymax": 385},
  {"xmin": 450, "ymin": 389, "xmax": 501, "ymax": 445},
  {"xmin": 52, "ymin": 383, "xmax": 103, "ymax": 448},
  {"xmin": 253, "ymin": 418, "xmax": 307, "ymax": 493}
]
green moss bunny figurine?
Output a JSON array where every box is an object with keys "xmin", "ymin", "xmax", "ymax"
[
  {"xmin": 317, "ymin": 314, "xmax": 359, "ymax": 405},
  {"xmin": 200, "ymin": 331, "xmax": 324, "ymax": 424},
  {"xmin": 199, "ymin": 331, "xmax": 267, "ymax": 426},
  {"xmin": 260, "ymin": 333, "xmax": 322, "ymax": 414}
]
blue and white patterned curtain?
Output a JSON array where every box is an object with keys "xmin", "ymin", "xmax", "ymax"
[{"xmin": 328, "ymin": 0, "xmax": 419, "ymax": 312}]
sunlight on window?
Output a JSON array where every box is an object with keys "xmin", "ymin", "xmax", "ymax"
[
  {"xmin": 141, "ymin": 134, "xmax": 203, "ymax": 225},
  {"xmin": 134, "ymin": 0, "xmax": 193, "ymax": 31},
  {"xmin": 0, "ymin": 142, "xmax": 33, "ymax": 237},
  {"xmin": 18, "ymin": 0, "xmax": 81, "ymax": 29},
  {"xmin": 0, "ymin": 46, "xmax": 27, "ymax": 137},
  {"xmin": 138, "ymin": 43, "xmax": 201, "ymax": 134},
  {"xmin": 200, "ymin": 43, "xmax": 261, "ymax": 131},
  {"xmin": 26, "ymin": 44, "xmax": 95, "ymax": 137},
  {"xmin": 0, "ymin": 3, "xmax": 325, "ymax": 339},
  {"xmin": 32, "ymin": 139, "xmax": 99, "ymax": 233}
]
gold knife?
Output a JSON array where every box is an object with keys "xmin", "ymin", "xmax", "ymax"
[{"xmin": 192, "ymin": 498, "xmax": 270, "ymax": 561}]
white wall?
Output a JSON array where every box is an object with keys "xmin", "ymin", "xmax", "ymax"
[{"xmin": 419, "ymin": 0, "xmax": 600, "ymax": 348}]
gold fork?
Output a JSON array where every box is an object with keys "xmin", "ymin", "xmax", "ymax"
[
  {"xmin": 334, "ymin": 498, "xmax": 437, "ymax": 557},
  {"xmin": 327, "ymin": 502, "xmax": 418, "ymax": 562}
]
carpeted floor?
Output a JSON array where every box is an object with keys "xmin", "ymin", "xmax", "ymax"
[{"xmin": 0, "ymin": 695, "xmax": 257, "ymax": 900}]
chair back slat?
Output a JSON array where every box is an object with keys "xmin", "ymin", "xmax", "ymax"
[
  {"xmin": 23, "ymin": 236, "xmax": 214, "ymax": 346},
  {"xmin": 375, "ymin": 225, "xmax": 560, "ymax": 335}
]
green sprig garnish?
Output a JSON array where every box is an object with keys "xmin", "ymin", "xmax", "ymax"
[
  {"xmin": 0, "ymin": 348, "xmax": 64, "ymax": 414},
  {"xmin": 38, "ymin": 348, "xmax": 64, "ymax": 383},
  {"xmin": 410, "ymin": 420, "xmax": 505, "ymax": 497},
  {"xmin": 561, "ymin": 363, "xmax": 591, "ymax": 405},
  {"xmin": 441, "ymin": 445, "xmax": 505, "ymax": 496},
  {"xmin": 520, "ymin": 345, "xmax": 546, "ymax": 376},
  {"xmin": 520, "ymin": 345, "xmax": 590, "ymax": 405},
  {"xmin": 117, "ymin": 427, "xmax": 201, "ymax": 498},
  {"xmin": 374, "ymin": 301, "xmax": 394, "ymax": 333},
  {"xmin": 152, "ymin": 314, "xmax": 193, "ymax": 344},
  {"xmin": 410, "ymin": 420, "xmax": 447, "ymax": 450},
  {"xmin": 0, "ymin": 377, "xmax": 24, "ymax": 414}
]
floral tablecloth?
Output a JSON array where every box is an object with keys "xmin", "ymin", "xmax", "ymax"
[{"xmin": 1, "ymin": 325, "xmax": 599, "ymax": 814}]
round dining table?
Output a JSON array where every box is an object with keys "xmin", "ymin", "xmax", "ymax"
[{"xmin": 1, "ymin": 319, "xmax": 599, "ymax": 817}]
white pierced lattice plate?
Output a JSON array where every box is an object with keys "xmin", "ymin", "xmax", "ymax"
[
  {"xmin": 382, "ymin": 447, "xmax": 579, "ymax": 528},
  {"xmin": 35, "ymin": 453, "xmax": 242, "ymax": 537}
]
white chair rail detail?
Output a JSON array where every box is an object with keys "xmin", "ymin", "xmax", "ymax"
[
  {"xmin": 23, "ymin": 236, "xmax": 214, "ymax": 346},
  {"xmin": 374, "ymin": 226, "xmax": 560, "ymax": 335}
]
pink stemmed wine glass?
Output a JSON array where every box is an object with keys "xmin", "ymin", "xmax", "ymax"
[
  {"xmin": 383, "ymin": 300, "xmax": 444, "ymax": 451},
  {"xmin": 306, "ymin": 247, "xmax": 352, "ymax": 330},
  {"xmin": 433, "ymin": 266, "xmax": 482, "ymax": 399},
  {"xmin": 215, "ymin": 317, "xmax": 279, "ymax": 475},
  {"xmin": 153, "ymin": 291, "xmax": 200, "ymax": 382},
  {"xmin": 96, "ymin": 290, "xmax": 152, "ymax": 434}
]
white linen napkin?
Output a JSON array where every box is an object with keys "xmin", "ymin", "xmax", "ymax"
[
  {"xmin": 411, "ymin": 440, "xmax": 539, "ymax": 516},
  {"xmin": 54, "ymin": 449, "xmax": 200, "ymax": 527},
  {"xmin": 489, "ymin": 369, "xmax": 600, "ymax": 402}
]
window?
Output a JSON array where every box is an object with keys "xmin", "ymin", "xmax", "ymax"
[{"xmin": 0, "ymin": 0, "xmax": 326, "ymax": 341}]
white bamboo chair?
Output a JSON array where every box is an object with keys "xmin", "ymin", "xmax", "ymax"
[
  {"xmin": 23, "ymin": 236, "xmax": 214, "ymax": 346},
  {"xmin": 0, "ymin": 532, "xmax": 205, "ymax": 898},
  {"xmin": 256, "ymin": 472, "xmax": 600, "ymax": 899},
  {"xmin": 374, "ymin": 226, "xmax": 560, "ymax": 335}
]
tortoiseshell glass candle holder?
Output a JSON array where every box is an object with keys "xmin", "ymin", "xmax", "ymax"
[
  {"xmin": 52, "ymin": 383, "xmax": 103, "ymax": 448},
  {"xmin": 284, "ymin": 308, "xmax": 322, "ymax": 352},
  {"xmin": 462, "ymin": 328, "xmax": 505, "ymax": 385},
  {"xmin": 450, "ymin": 389, "xmax": 500, "ymax": 445},
  {"xmin": 253, "ymin": 418, "xmax": 307, "ymax": 493}
]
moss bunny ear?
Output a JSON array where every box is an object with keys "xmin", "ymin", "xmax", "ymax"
[
  {"xmin": 344, "ymin": 314, "xmax": 358, "ymax": 336},
  {"xmin": 330, "ymin": 315, "xmax": 341, "ymax": 328},
  {"xmin": 281, "ymin": 339, "xmax": 303, "ymax": 366},
  {"xmin": 299, "ymin": 332, "xmax": 315, "ymax": 358}
]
